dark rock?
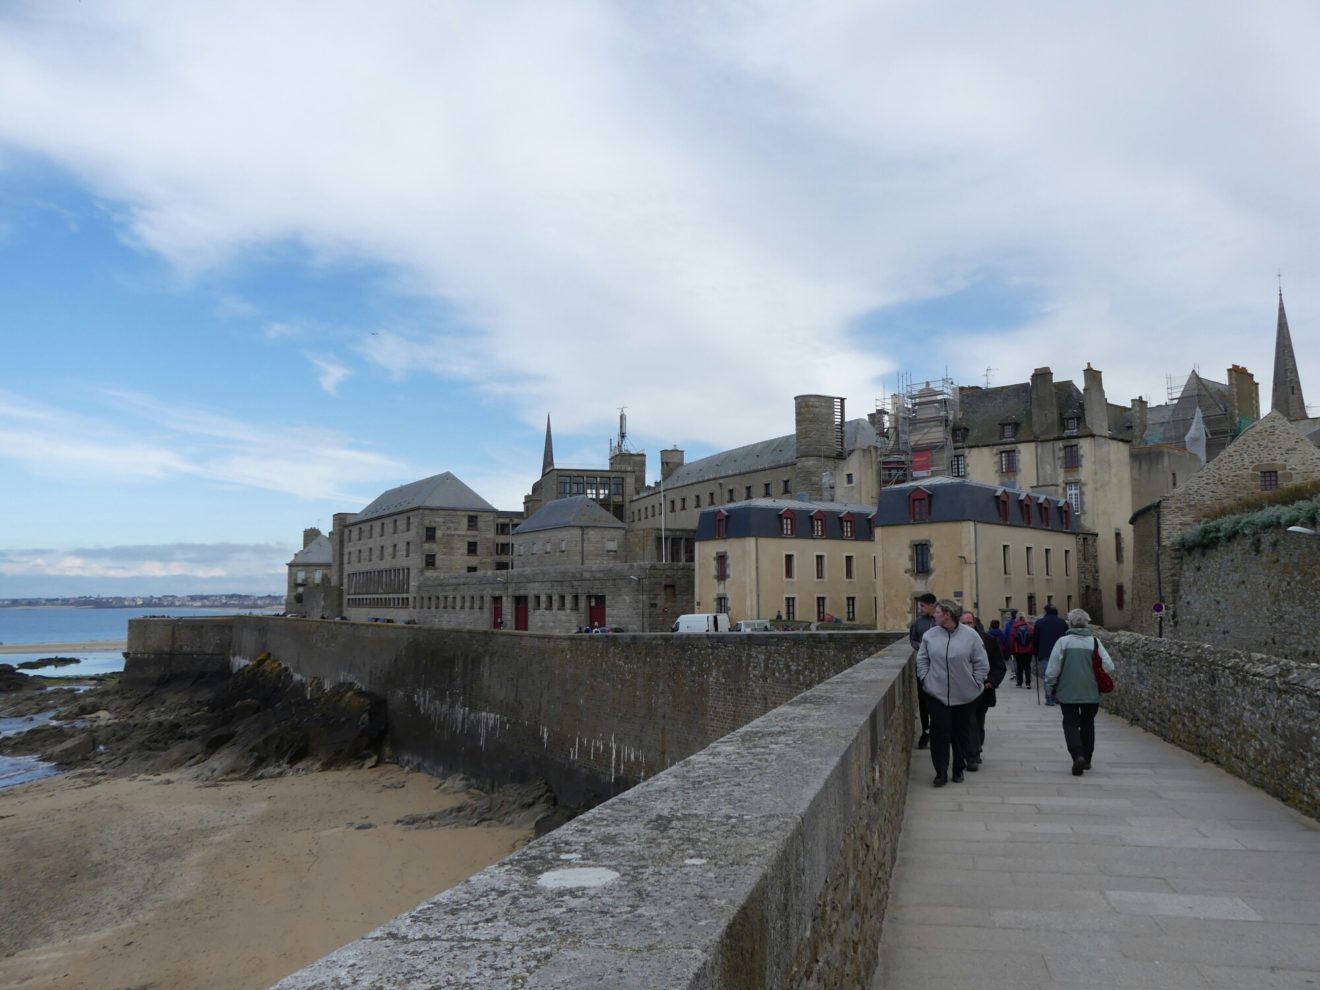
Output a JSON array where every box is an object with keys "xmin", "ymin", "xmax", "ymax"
[{"xmin": 16, "ymin": 657, "xmax": 81, "ymax": 670}]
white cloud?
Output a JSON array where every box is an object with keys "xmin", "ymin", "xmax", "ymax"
[
  {"xmin": 0, "ymin": 0, "xmax": 1317, "ymax": 446},
  {"xmin": 307, "ymin": 353, "xmax": 350, "ymax": 395}
]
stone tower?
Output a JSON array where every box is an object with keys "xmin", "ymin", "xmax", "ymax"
[
  {"xmin": 793, "ymin": 395, "xmax": 846, "ymax": 500},
  {"xmin": 1272, "ymin": 292, "xmax": 1308, "ymax": 421}
]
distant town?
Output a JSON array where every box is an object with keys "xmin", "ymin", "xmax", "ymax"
[{"xmin": 0, "ymin": 594, "xmax": 284, "ymax": 610}]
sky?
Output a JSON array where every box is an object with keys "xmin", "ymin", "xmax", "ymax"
[{"xmin": 2, "ymin": 1, "xmax": 1318, "ymax": 597}]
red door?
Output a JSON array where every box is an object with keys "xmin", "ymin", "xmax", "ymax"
[
  {"xmin": 492, "ymin": 599, "xmax": 503, "ymax": 629},
  {"xmin": 514, "ymin": 596, "xmax": 529, "ymax": 631},
  {"xmin": 588, "ymin": 595, "xmax": 607, "ymax": 629}
]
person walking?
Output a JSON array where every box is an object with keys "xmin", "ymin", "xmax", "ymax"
[
  {"xmin": 1007, "ymin": 610, "xmax": 1034, "ymax": 687},
  {"xmin": 1044, "ymin": 608, "xmax": 1117, "ymax": 776},
  {"xmin": 1032, "ymin": 604, "xmax": 1068, "ymax": 706},
  {"xmin": 962, "ymin": 611, "xmax": 1007, "ymax": 762},
  {"xmin": 916, "ymin": 600, "xmax": 989, "ymax": 787},
  {"xmin": 908, "ymin": 593, "xmax": 938, "ymax": 749},
  {"xmin": 987, "ymin": 618, "xmax": 1008, "ymax": 658}
]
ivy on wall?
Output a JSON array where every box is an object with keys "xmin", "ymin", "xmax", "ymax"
[{"xmin": 1178, "ymin": 490, "xmax": 1320, "ymax": 553}]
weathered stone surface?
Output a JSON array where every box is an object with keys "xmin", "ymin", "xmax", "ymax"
[{"xmin": 272, "ymin": 642, "xmax": 913, "ymax": 990}]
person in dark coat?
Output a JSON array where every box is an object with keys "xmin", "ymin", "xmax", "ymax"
[
  {"xmin": 908, "ymin": 593, "xmax": 938, "ymax": 749},
  {"xmin": 962, "ymin": 611, "xmax": 1007, "ymax": 762},
  {"xmin": 1006, "ymin": 610, "xmax": 1035, "ymax": 687},
  {"xmin": 1032, "ymin": 604, "xmax": 1069, "ymax": 705}
]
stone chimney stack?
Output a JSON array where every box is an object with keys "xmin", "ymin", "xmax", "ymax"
[
  {"xmin": 1226, "ymin": 364, "xmax": 1260, "ymax": 433},
  {"xmin": 794, "ymin": 395, "xmax": 846, "ymax": 499},
  {"xmin": 1082, "ymin": 364, "xmax": 1109, "ymax": 436},
  {"xmin": 1030, "ymin": 367, "xmax": 1059, "ymax": 437},
  {"xmin": 1130, "ymin": 397, "xmax": 1148, "ymax": 444},
  {"xmin": 302, "ymin": 527, "xmax": 322, "ymax": 548},
  {"xmin": 660, "ymin": 447, "xmax": 685, "ymax": 481}
]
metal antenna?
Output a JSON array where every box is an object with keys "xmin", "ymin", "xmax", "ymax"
[{"xmin": 984, "ymin": 367, "xmax": 996, "ymax": 387}]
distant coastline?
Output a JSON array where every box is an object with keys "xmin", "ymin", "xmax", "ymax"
[{"xmin": 1, "ymin": 640, "xmax": 125, "ymax": 656}]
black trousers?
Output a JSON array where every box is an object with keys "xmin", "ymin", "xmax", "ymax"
[
  {"xmin": 1060, "ymin": 702, "xmax": 1099, "ymax": 759},
  {"xmin": 1012, "ymin": 654, "xmax": 1032, "ymax": 685},
  {"xmin": 925, "ymin": 693, "xmax": 978, "ymax": 777},
  {"xmin": 911, "ymin": 650, "xmax": 930, "ymax": 735},
  {"xmin": 974, "ymin": 690, "xmax": 994, "ymax": 748}
]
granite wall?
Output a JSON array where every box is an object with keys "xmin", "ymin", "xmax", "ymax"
[{"xmin": 1100, "ymin": 630, "xmax": 1320, "ymax": 819}]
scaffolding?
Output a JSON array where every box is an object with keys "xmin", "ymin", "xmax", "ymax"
[{"xmin": 879, "ymin": 374, "xmax": 960, "ymax": 487}]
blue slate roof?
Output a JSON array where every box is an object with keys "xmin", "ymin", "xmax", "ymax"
[
  {"xmin": 877, "ymin": 477, "xmax": 1077, "ymax": 532},
  {"xmin": 515, "ymin": 496, "xmax": 624, "ymax": 534},
  {"xmin": 355, "ymin": 472, "xmax": 495, "ymax": 522},
  {"xmin": 694, "ymin": 498, "xmax": 877, "ymax": 541}
]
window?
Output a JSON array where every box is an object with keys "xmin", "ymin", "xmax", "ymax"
[
  {"xmin": 845, "ymin": 472, "xmax": 854, "ymax": 485},
  {"xmin": 745, "ymin": 485, "xmax": 753, "ymax": 500},
  {"xmin": 669, "ymin": 499, "xmax": 675, "ymax": 513},
  {"xmin": 1116, "ymin": 583, "xmax": 1126, "ymax": 610},
  {"xmin": 953, "ymin": 427, "xmax": 968, "ymax": 444},
  {"xmin": 694, "ymin": 495, "xmax": 701, "ymax": 508},
  {"xmin": 1026, "ymin": 547, "xmax": 1034, "ymax": 575},
  {"xmin": 782, "ymin": 479, "xmax": 791, "ymax": 494},
  {"xmin": 391, "ymin": 544, "xmax": 397, "ymax": 559},
  {"xmin": 909, "ymin": 490, "xmax": 930, "ymax": 522},
  {"xmin": 680, "ymin": 497, "xmax": 686, "ymax": 510},
  {"xmin": 781, "ymin": 512, "xmax": 795, "ymax": 536},
  {"xmin": 1114, "ymin": 531, "xmax": 1124, "ymax": 564},
  {"xmin": 997, "ymin": 490, "xmax": 1010, "ymax": 523},
  {"xmin": 709, "ymin": 491, "xmax": 715, "ymax": 505},
  {"xmin": 295, "ymin": 569, "xmax": 306, "ymax": 585},
  {"xmin": 999, "ymin": 450, "xmax": 1018, "ymax": 474},
  {"xmin": 1065, "ymin": 482, "xmax": 1081, "ymax": 513},
  {"xmin": 1064, "ymin": 548, "xmax": 1072, "ymax": 576},
  {"xmin": 1027, "ymin": 593, "xmax": 1037, "ymax": 615},
  {"xmin": 467, "ymin": 541, "xmax": 478, "ymax": 556},
  {"xmin": 845, "ymin": 554, "xmax": 855, "ymax": 579},
  {"xmin": 1064, "ymin": 415, "xmax": 1080, "ymax": 434},
  {"xmin": 424, "ymin": 553, "xmax": 436, "ymax": 569},
  {"xmin": 714, "ymin": 552, "xmax": 729, "ymax": 581},
  {"xmin": 1060, "ymin": 502, "xmax": 1072, "ymax": 530},
  {"xmin": 1171, "ymin": 472, "xmax": 1177, "ymax": 488},
  {"xmin": 951, "ymin": 454, "xmax": 967, "ymax": 477},
  {"xmin": 1002, "ymin": 544, "xmax": 1011, "ymax": 575},
  {"xmin": 846, "ymin": 597, "xmax": 856, "ymax": 621},
  {"xmin": 392, "ymin": 519, "xmax": 398, "ymax": 534},
  {"xmin": 815, "ymin": 554, "xmax": 825, "ymax": 579},
  {"xmin": 1064, "ymin": 444, "xmax": 1080, "ymax": 469},
  {"xmin": 405, "ymin": 541, "xmax": 411, "ymax": 557},
  {"xmin": 811, "ymin": 515, "xmax": 825, "ymax": 537},
  {"xmin": 816, "ymin": 597, "xmax": 827, "ymax": 621},
  {"xmin": 913, "ymin": 542, "xmax": 931, "ymax": 574},
  {"xmin": 1020, "ymin": 497, "xmax": 1032, "ymax": 526},
  {"xmin": 999, "ymin": 422, "xmax": 1018, "ymax": 440},
  {"xmin": 784, "ymin": 554, "xmax": 795, "ymax": 579},
  {"xmin": 1261, "ymin": 470, "xmax": 1279, "ymax": 491},
  {"xmin": 467, "ymin": 515, "xmax": 478, "ymax": 531},
  {"xmin": 728, "ymin": 488, "xmax": 736, "ymax": 502},
  {"xmin": 764, "ymin": 482, "xmax": 772, "ymax": 497},
  {"xmin": 1040, "ymin": 501, "xmax": 1051, "ymax": 528},
  {"xmin": 715, "ymin": 595, "xmax": 729, "ymax": 614},
  {"xmin": 841, "ymin": 517, "xmax": 855, "ymax": 539},
  {"xmin": 714, "ymin": 511, "xmax": 728, "ymax": 539},
  {"xmin": 1045, "ymin": 547, "xmax": 1052, "ymax": 576},
  {"xmin": 784, "ymin": 597, "xmax": 796, "ymax": 621},
  {"xmin": 425, "ymin": 526, "xmax": 436, "ymax": 542}
]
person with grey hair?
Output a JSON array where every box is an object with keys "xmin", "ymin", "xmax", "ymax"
[
  {"xmin": 916, "ymin": 599, "xmax": 989, "ymax": 786},
  {"xmin": 1044, "ymin": 608, "xmax": 1116, "ymax": 776}
]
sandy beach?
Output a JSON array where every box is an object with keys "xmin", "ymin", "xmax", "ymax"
[
  {"xmin": 0, "ymin": 765, "xmax": 530, "ymax": 990},
  {"xmin": 0, "ymin": 641, "xmax": 125, "ymax": 656}
]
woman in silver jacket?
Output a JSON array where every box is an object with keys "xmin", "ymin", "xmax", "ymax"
[
  {"xmin": 915, "ymin": 600, "xmax": 990, "ymax": 787},
  {"xmin": 1044, "ymin": 608, "xmax": 1117, "ymax": 776}
]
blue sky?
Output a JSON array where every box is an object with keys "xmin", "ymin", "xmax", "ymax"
[{"xmin": 2, "ymin": 1, "xmax": 1318, "ymax": 597}]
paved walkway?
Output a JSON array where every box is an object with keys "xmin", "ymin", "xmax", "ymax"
[{"xmin": 873, "ymin": 679, "xmax": 1320, "ymax": 989}]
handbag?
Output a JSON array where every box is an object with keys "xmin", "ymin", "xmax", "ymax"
[{"xmin": 1092, "ymin": 640, "xmax": 1115, "ymax": 694}]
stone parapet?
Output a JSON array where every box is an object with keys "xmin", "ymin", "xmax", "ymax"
[
  {"xmin": 1100, "ymin": 630, "xmax": 1320, "ymax": 819},
  {"xmin": 272, "ymin": 641, "xmax": 913, "ymax": 989}
]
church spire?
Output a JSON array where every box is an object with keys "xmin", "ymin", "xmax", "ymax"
[
  {"xmin": 1272, "ymin": 289, "xmax": 1308, "ymax": 420},
  {"xmin": 541, "ymin": 414, "xmax": 555, "ymax": 476}
]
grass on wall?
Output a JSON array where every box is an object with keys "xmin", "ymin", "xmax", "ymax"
[{"xmin": 1178, "ymin": 483, "xmax": 1320, "ymax": 553}]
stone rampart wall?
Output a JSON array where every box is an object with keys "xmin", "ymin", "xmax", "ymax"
[
  {"xmin": 126, "ymin": 617, "xmax": 897, "ymax": 812},
  {"xmin": 273, "ymin": 640, "xmax": 914, "ymax": 990},
  {"xmin": 1100, "ymin": 630, "xmax": 1320, "ymax": 819},
  {"xmin": 1171, "ymin": 530, "xmax": 1320, "ymax": 661}
]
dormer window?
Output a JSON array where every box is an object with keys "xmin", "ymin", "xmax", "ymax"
[
  {"xmin": 953, "ymin": 427, "xmax": 969, "ymax": 444},
  {"xmin": 996, "ymin": 490, "xmax": 1010, "ymax": 523},
  {"xmin": 1064, "ymin": 415, "xmax": 1080, "ymax": 434},
  {"xmin": 909, "ymin": 489, "xmax": 931, "ymax": 523},
  {"xmin": 999, "ymin": 422, "xmax": 1018, "ymax": 440},
  {"xmin": 1020, "ymin": 495, "xmax": 1032, "ymax": 526},
  {"xmin": 1039, "ymin": 499, "xmax": 1051, "ymax": 528},
  {"xmin": 840, "ymin": 514, "xmax": 855, "ymax": 539},
  {"xmin": 714, "ymin": 510, "xmax": 728, "ymax": 539},
  {"xmin": 780, "ymin": 510, "xmax": 795, "ymax": 537},
  {"xmin": 810, "ymin": 510, "xmax": 826, "ymax": 537},
  {"xmin": 1060, "ymin": 502, "xmax": 1072, "ymax": 530}
]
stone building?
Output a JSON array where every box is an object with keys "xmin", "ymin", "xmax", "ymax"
[
  {"xmin": 284, "ymin": 528, "xmax": 333, "ymax": 616},
  {"xmin": 693, "ymin": 499, "xmax": 879, "ymax": 626},
  {"xmin": 874, "ymin": 478, "xmax": 1082, "ymax": 629},
  {"xmin": 1129, "ymin": 411, "xmax": 1320, "ymax": 636},
  {"xmin": 331, "ymin": 472, "xmax": 520, "ymax": 621},
  {"xmin": 1132, "ymin": 366, "xmax": 1260, "ymax": 465}
]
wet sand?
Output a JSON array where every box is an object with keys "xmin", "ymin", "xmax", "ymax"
[
  {"xmin": 0, "ymin": 641, "xmax": 125, "ymax": 655},
  {"xmin": 0, "ymin": 765, "xmax": 529, "ymax": 990}
]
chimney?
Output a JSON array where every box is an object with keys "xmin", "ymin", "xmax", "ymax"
[
  {"xmin": 302, "ymin": 527, "xmax": 323, "ymax": 548},
  {"xmin": 1130, "ymin": 397, "xmax": 1148, "ymax": 443},
  {"xmin": 1030, "ymin": 367, "xmax": 1058, "ymax": 437},
  {"xmin": 1227, "ymin": 364, "xmax": 1260, "ymax": 433},
  {"xmin": 1082, "ymin": 364, "xmax": 1109, "ymax": 436},
  {"xmin": 660, "ymin": 447, "xmax": 684, "ymax": 481}
]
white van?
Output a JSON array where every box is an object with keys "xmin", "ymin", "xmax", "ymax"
[
  {"xmin": 732, "ymin": 619, "xmax": 772, "ymax": 633},
  {"xmin": 671, "ymin": 613, "xmax": 731, "ymax": 633}
]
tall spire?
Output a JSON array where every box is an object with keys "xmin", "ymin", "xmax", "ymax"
[
  {"xmin": 1272, "ymin": 289, "xmax": 1308, "ymax": 420},
  {"xmin": 541, "ymin": 414, "xmax": 555, "ymax": 476}
]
